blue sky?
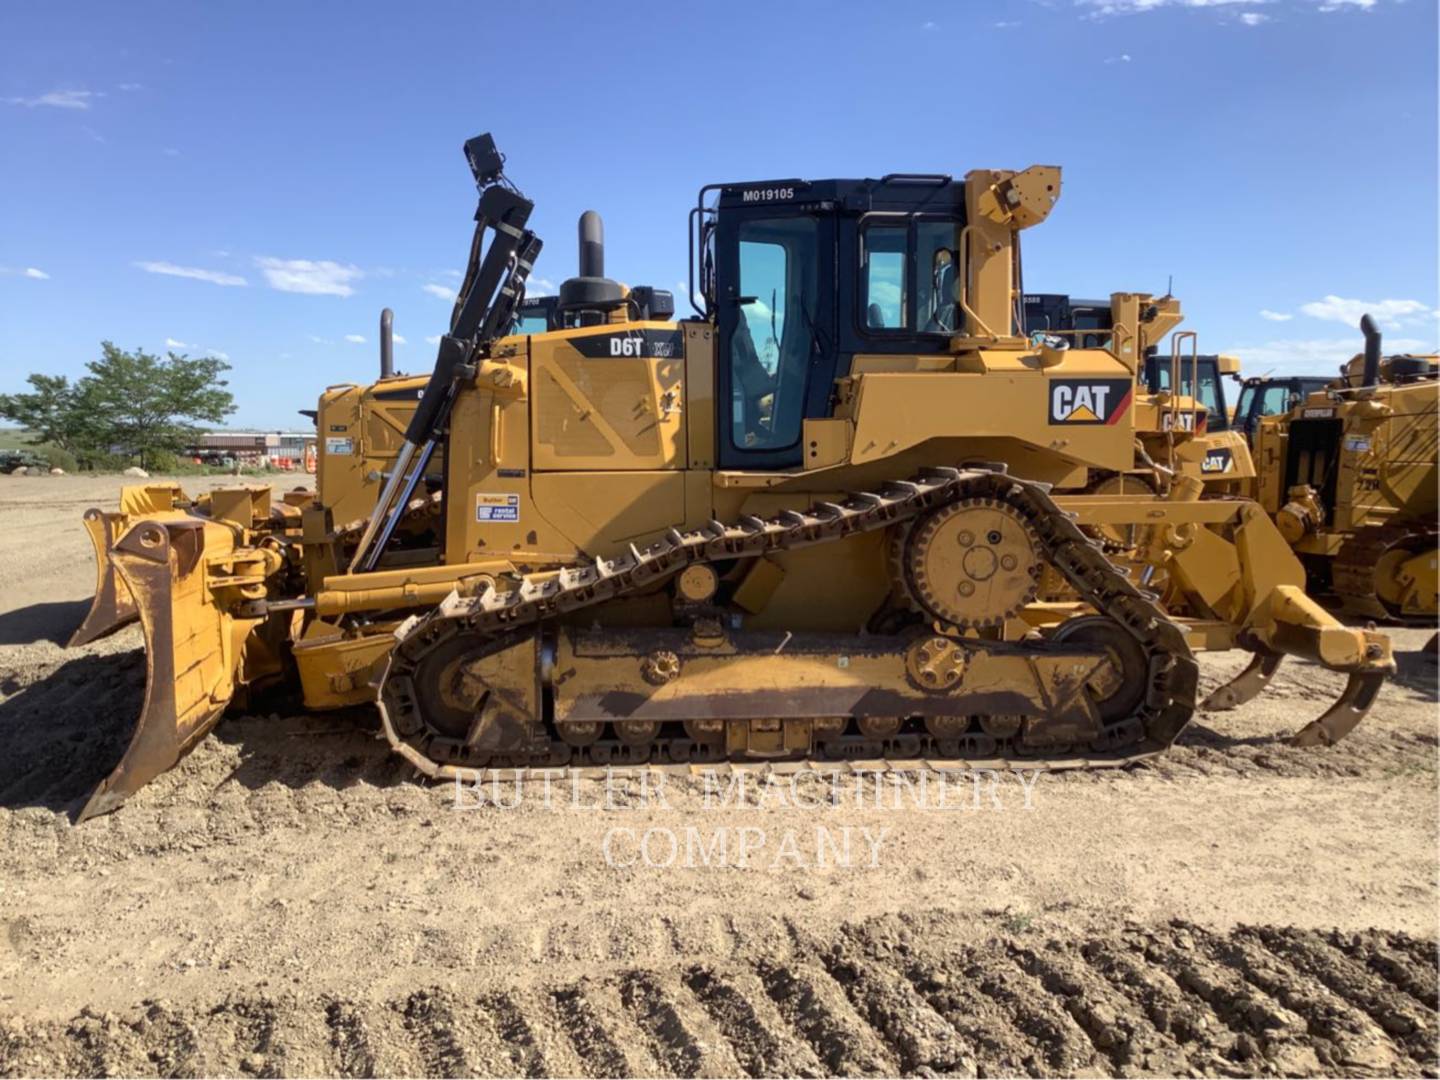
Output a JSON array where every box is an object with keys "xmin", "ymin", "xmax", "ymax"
[{"xmin": 2, "ymin": 0, "xmax": 1435, "ymax": 428}]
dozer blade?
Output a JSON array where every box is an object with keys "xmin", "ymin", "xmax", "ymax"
[
  {"xmin": 68, "ymin": 509, "xmax": 140, "ymax": 647},
  {"xmin": 79, "ymin": 517, "xmax": 247, "ymax": 821}
]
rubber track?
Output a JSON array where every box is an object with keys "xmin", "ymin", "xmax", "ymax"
[
  {"xmin": 378, "ymin": 467, "xmax": 1199, "ymax": 777},
  {"xmin": 2, "ymin": 921, "xmax": 1432, "ymax": 1078}
]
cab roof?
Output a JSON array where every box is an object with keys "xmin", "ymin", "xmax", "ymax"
[{"xmin": 711, "ymin": 176, "xmax": 968, "ymax": 214}]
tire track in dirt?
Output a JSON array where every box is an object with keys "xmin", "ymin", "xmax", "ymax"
[
  {"xmin": 5, "ymin": 919, "xmax": 1429, "ymax": 1078},
  {"xmin": 1247, "ymin": 927, "xmax": 1438, "ymax": 1070}
]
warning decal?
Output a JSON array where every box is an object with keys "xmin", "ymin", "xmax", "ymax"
[
  {"xmin": 325, "ymin": 437, "xmax": 353, "ymax": 455},
  {"xmin": 475, "ymin": 492, "xmax": 520, "ymax": 523}
]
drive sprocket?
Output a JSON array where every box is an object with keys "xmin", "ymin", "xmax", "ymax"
[{"xmin": 901, "ymin": 497, "xmax": 1042, "ymax": 629}]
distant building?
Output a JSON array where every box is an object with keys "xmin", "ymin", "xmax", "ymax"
[{"xmin": 185, "ymin": 431, "xmax": 317, "ymax": 471}]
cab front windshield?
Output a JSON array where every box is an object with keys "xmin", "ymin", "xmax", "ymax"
[{"xmin": 1155, "ymin": 363, "xmax": 1222, "ymax": 416}]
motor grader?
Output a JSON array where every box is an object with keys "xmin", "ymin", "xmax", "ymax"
[
  {"xmin": 1252, "ymin": 316, "xmax": 1438, "ymax": 622},
  {"xmin": 68, "ymin": 133, "xmax": 1393, "ymax": 820}
]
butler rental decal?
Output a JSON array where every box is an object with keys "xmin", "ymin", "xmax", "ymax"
[
  {"xmin": 476, "ymin": 493, "xmax": 520, "ymax": 522},
  {"xmin": 1048, "ymin": 378, "xmax": 1134, "ymax": 425}
]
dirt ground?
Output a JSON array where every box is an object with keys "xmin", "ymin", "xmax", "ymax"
[{"xmin": 0, "ymin": 472, "xmax": 1436, "ymax": 1077}]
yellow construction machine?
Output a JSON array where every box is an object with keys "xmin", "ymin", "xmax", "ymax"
[
  {"xmin": 1252, "ymin": 316, "xmax": 1438, "ymax": 622},
  {"xmin": 1023, "ymin": 291, "xmax": 1257, "ymax": 494},
  {"xmin": 69, "ymin": 133, "xmax": 1393, "ymax": 819}
]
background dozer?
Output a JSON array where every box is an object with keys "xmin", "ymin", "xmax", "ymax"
[
  {"xmin": 1252, "ymin": 316, "xmax": 1438, "ymax": 622},
  {"xmin": 68, "ymin": 133, "xmax": 1393, "ymax": 819},
  {"xmin": 1024, "ymin": 290, "xmax": 1257, "ymax": 493},
  {"xmin": 1235, "ymin": 374, "xmax": 1331, "ymax": 442}
]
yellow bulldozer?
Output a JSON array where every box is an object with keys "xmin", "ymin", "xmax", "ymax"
[
  {"xmin": 68, "ymin": 133, "xmax": 1393, "ymax": 819},
  {"xmin": 1252, "ymin": 316, "xmax": 1438, "ymax": 622},
  {"xmin": 1022, "ymin": 290, "xmax": 1258, "ymax": 495}
]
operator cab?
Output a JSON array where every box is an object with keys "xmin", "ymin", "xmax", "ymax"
[
  {"xmin": 1234, "ymin": 376, "xmax": 1329, "ymax": 440},
  {"xmin": 693, "ymin": 176, "xmax": 967, "ymax": 469},
  {"xmin": 1022, "ymin": 294, "xmax": 1113, "ymax": 349},
  {"xmin": 1141, "ymin": 354, "xmax": 1237, "ymax": 433}
]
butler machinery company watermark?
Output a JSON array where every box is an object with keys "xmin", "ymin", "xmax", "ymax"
[{"xmin": 452, "ymin": 767, "xmax": 1045, "ymax": 870}]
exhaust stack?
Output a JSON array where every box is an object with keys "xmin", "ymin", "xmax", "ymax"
[
  {"xmin": 557, "ymin": 211, "xmax": 624, "ymax": 325},
  {"xmin": 1360, "ymin": 313, "xmax": 1381, "ymax": 388},
  {"xmin": 380, "ymin": 308, "xmax": 395, "ymax": 379},
  {"xmin": 578, "ymin": 210, "xmax": 604, "ymax": 278}
]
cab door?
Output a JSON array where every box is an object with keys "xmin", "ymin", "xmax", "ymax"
[{"xmin": 715, "ymin": 209, "xmax": 836, "ymax": 470}]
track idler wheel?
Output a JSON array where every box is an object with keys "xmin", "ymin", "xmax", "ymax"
[{"xmin": 1050, "ymin": 615, "xmax": 1148, "ymax": 723}]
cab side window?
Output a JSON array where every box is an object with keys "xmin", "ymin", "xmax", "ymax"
[
  {"xmin": 862, "ymin": 225, "xmax": 906, "ymax": 329},
  {"xmin": 915, "ymin": 221, "xmax": 958, "ymax": 333},
  {"xmin": 859, "ymin": 217, "xmax": 958, "ymax": 335},
  {"xmin": 1260, "ymin": 385, "xmax": 1293, "ymax": 415}
]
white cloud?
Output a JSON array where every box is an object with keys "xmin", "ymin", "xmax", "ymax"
[
  {"xmin": 1081, "ymin": 0, "xmax": 1264, "ymax": 18},
  {"xmin": 1299, "ymin": 295, "xmax": 1431, "ymax": 329},
  {"xmin": 425, "ymin": 334, "xmax": 442, "ymax": 346},
  {"xmin": 1259, "ymin": 309, "xmax": 1292, "ymax": 322},
  {"xmin": 117, "ymin": 82, "xmax": 142, "ymax": 91},
  {"xmin": 422, "ymin": 282, "xmax": 457, "ymax": 301},
  {"xmin": 1084, "ymin": 0, "xmax": 1380, "ymax": 15},
  {"xmin": 677, "ymin": 279, "xmax": 705, "ymax": 312},
  {"xmin": 921, "ymin": 19, "xmax": 938, "ymax": 29},
  {"xmin": 23, "ymin": 267, "xmax": 49, "ymax": 280},
  {"xmin": 392, "ymin": 333, "xmax": 407, "ymax": 345},
  {"xmin": 164, "ymin": 337, "xmax": 189, "ymax": 348},
  {"xmin": 205, "ymin": 349, "xmax": 229, "ymax": 361},
  {"xmin": 255, "ymin": 257, "xmax": 362, "ymax": 297},
  {"xmin": 993, "ymin": 19, "xmax": 1022, "ymax": 27},
  {"xmin": 135, "ymin": 260, "xmax": 247, "ymax": 287},
  {"xmin": 3, "ymin": 89, "xmax": 96, "ymax": 109},
  {"xmin": 307, "ymin": 334, "xmax": 333, "ymax": 345},
  {"xmin": 1104, "ymin": 53, "xmax": 1133, "ymax": 63},
  {"xmin": 344, "ymin": 334, "xmax": 366, "ymax": 344},
  {"xmin": 526, "ymin": 276, "xmax": 557, "ymax": 297},
  {"xmin": 1225, "ymin": 336, "xmax": 1433, "ymax": 376}
]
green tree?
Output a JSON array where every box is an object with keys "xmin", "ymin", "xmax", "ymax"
[
  {"xmin": 0, "ymin": 373, "xmax": 94, "ymax": 453},
  {"xmin": 0, "ymin": 343, "xmax": 237, "ymax": 469}
]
